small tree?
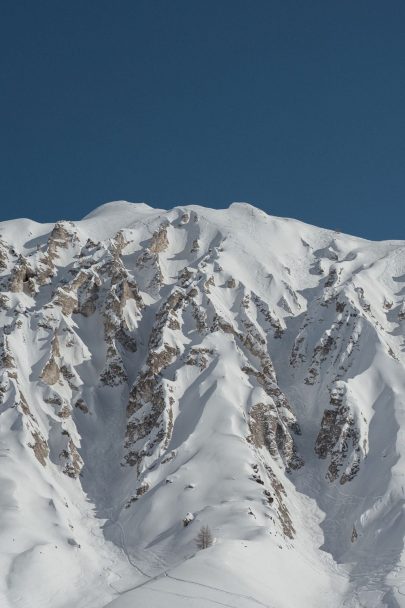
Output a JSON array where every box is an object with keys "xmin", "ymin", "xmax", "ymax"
[{"xmin": 195, "ymin": 525, "xmax": 213, "ymax": 549}]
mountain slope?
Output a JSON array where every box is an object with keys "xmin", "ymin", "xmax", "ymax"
[{"xmin": 1, "ymin": 202, "xmax": 405, "ymax": 607}]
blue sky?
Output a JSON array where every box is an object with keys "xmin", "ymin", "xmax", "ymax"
[{"xmin": 1, "ymin": 1, "xmax": 404, "ymax": 240}]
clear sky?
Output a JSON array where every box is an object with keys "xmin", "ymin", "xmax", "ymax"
[{"xmin": 1, "ymin": 1, "xmax": 404, "ymax": 240}]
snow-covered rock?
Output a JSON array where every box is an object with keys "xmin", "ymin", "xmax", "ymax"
[{"xmin": 1, "ymin": 201, "xmax": 405, "ymax": 607}]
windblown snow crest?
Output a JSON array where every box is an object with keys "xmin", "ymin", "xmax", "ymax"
[{"xmin": 1, "ymin": 201, "xmax": 405, "ymax": 608}]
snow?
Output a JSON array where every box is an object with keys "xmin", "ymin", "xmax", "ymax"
[{"xmin": 1, "ymin": 201, "xmax": 405, "ymax": 607}]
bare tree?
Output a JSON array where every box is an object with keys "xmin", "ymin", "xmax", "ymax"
[{"xmin": 195, "ymin": 525, "xmax": 213, "ymax": 549}]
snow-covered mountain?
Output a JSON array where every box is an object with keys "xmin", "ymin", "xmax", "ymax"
[{"xmin": 1, "ymin": 201, "xmax": 405, "ymax": 608}]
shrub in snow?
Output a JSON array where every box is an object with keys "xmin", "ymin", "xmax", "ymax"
[{"xmin": 195, "ymin": 525, "xmax": 213, "ymax": 549}]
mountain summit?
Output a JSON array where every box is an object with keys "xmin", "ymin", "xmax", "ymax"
[{"xmin": 1, "ymin": 202, "xmax": 405, "ymax": 608}]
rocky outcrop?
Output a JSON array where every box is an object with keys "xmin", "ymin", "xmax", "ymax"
[
  {"xmin": 60, "ymin": 434, "xmax": 83, "ymax": 478},
  {"xmin": 9, "ymin": 256, "xmax": 36, "ymax": 293},
  {"xmin": 185, "ymin": 347, "xmax": 213, "ymax": 370},
  {"xmin": 29, "ymin": 430, "xmax": 49, "ymax": 466},
  {"xmin": 47, "ymin": 221, "xmax": 75, "ymax": 259},
  {"xmin": 0, "ymin": 242, "xmax": 8, "ymax": 271},
  {"xmin": 41, "ymin": 335, "xmax": 61, "ymax": 385},
  {"xmin": 54, "ymin": 287, "xmax": 78, "ymax": 316},
  {"xmin": 124, "ymin": 290, "xmax": 187, "ymax": 470},
  {"xmin": 247, "ymin": 398, "xmax": 303, "ymax": 472},
  {"xmin": 315, "ymin": 382, "xmax": 361, "ymax": 483},
  {"xmin": 149, "ymin": 224, "xmax": 169, "ymax": 253}
]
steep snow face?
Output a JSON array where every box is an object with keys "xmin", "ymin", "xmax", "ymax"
[{"xmin": 1, "ymin": 202, "xmax": 405, "ymax": 608}]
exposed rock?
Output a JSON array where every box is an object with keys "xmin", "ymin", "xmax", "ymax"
[
  {"xmin": 54, "ymin": 287, "xmax": 77, "ymax": 316},
  {"xmin": 248, "ymin": 401, "xmax": 303, "ymax": 471},
  {"xmin": 47, "ymin": 222, "xmax": 73, "ymax": 260},
  {"xmin": 182, "ymin": 512, "xmax": 194, "ymax": 527},
  {"xmin": 60, "ymin": 436, "xmax": 83, "ymax": 478},
  {"xmin": 185, "ymin": 347, "xmax": 214, "ymax": 370},
  {"xmin": 41, "ymin": 335, "xmax": 61, "ymax": 385},
  {"xmin": 124, "ymin": 290, "xmax": 185, "ymax": 470},
  {"xmin": 29, "ymin": 431, "xmax": 49, "ymax": 467},
  {"xmin": 111, "ymin": 230, "xmax": 128, "ymax": 255},
  {"xmin": 9, "ymin": 257, "xmax": 36, "ymax": 293},
  {"xmin": 203, "ymin": 275, "xmax": 215, "ymax": 294},
  {"xmin": 100, "ymin": 358, "xmax": 128, "ymax": 386},
  {"xmin": 149, "ymin": 225, "xmax": 169, "ymax": 254},
  {"xmin": 1, "ymin": 336, "xmax": 15, "ymax": 369},
  {"xmin": 74, "ymin": 398, "xmax": 89, "ymax": 414},
  {"xmin": 41, "ymin": 356, "xmax": 60, "ymax": 385},
  {"xmin": 191, "ymin": 239, "xmax": 199, "ymax": 253},
  {"xmin": 0, "ymin": 294, "xmax": 10, "ymax": 310},
  {"xmin": 315, "ymin": 383, "xmax": 361, "ymax": 483},
  {"xmin": 179, "ymin": 266, "xmax": 194, "ymax": 286},
  {"xmin": 0, "ymin": 244, "xmax": 8, "ymax": 271},
  {"xmin": 264, "ymin": 464, "xmax": 295, "ymax": 539}
]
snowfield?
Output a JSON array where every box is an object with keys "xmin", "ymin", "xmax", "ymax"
[{"xmin": 1, "ymin": 201, "xmax": 405, "ymax": 607}]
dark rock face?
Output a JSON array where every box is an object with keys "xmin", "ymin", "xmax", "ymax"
[{"xmin": 315, "ymin": 383, "xmax": 361, "ymax": 484}]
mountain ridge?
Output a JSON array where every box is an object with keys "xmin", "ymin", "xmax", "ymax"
[{"xmin": 1, "ymin": 202, "xmax": 405, "ymax": 608}]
